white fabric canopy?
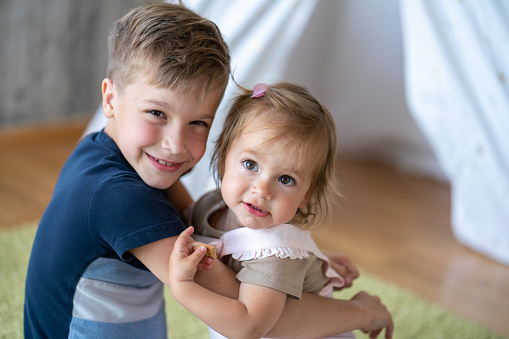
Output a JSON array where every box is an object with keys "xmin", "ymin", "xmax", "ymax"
[
  {"xmin": 400, "ymin": 0, "xmax": 509, "ymax": 265},
  {"xmin": 180, "ymin": 0, "xmax": 319, "ymax": 199},
  {"xmin": 84, "ymin": 0, "xmax": 509, "ymax": 265}
]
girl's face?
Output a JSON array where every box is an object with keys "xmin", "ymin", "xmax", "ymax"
[
  {"xmin": 102, "ymin": 74, "xmax": 222, "ymax": 189},
  {"xmin": 221, "ymin": 125, "xmax": 314, "ymax": 230}
]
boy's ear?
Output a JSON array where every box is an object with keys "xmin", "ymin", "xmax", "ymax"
[{"xmin": 102, "ymin": 78, "xmax": 116, "ymax": 118}]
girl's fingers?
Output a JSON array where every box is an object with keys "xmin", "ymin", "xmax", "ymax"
[
  {"xmin": 181, "ymin": 226, "xmax": 195, "ymax": 239},
  {"xmin": 175, "ymin": 226, "xmax": 213, "ymax": 269},
  {"xmin": 189, "ymin": 245, "xmax": 208, "ymax": 268},
  {"xmin": 175, "ymin": 226, "xmax": 194, "ymax": 249}
]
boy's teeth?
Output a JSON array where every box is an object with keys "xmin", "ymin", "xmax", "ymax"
[{"xmin": 156, "ymin": 158, "xmax": 171, "ymax": 166}]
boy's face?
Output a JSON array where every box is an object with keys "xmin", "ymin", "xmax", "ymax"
[
  {"xmin": 220, "ymin": 125, "xmax": 313, "ymax": 230},
  {"xmin": 102, "ymin": 75, "xmax": 223, "ymax": 190}
]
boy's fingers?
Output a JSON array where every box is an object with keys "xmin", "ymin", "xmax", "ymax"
[{"xmin": 386, "ymin": 319, "xmax": 394, "ymax": 339}]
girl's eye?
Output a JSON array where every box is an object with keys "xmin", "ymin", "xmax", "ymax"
[
  {"xmin": 279, "ymin": 175, "xmax": 295, "ymax": 186},
  {"xmin": 243, "ymin": 160, "xmax": 257, "ymax": 171}
]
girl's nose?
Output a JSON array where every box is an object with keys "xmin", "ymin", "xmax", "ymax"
[{"xmin": 252, "ymin": 177, "xmax": 272, "ymax": 200}]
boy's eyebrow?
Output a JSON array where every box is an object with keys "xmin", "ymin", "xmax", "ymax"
[
  {"xmin": 144, "ymin": 99, "xmax": 215, "ymax": 120},
  {"xmin": 145, "ymin": 99, "xmax": 170, "ymax": 109}
]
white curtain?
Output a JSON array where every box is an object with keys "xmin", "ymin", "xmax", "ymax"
[{"xmin": 400, "ymin": 0, "xmax": 509, "ymax": 265}]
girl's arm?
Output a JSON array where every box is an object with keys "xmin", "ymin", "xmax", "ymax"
[{"xmin": 169, "ymin": 226, "xmax": 287, "ymax": 339}]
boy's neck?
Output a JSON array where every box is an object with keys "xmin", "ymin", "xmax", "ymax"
[{"xmin": 103, "ymin": 121, "xmax": 116, "ymax": 143}]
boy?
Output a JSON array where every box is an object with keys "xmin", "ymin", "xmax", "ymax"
[
  {"xmin": 25, "ymin": 3, "xmax": 393, "ymax": 338},
  {"xmin": 24, "ymin": 3, "xmax": 230, "ymax": 338}
]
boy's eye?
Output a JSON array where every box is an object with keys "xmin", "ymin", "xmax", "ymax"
[
  {"xmin": 279, "ymin": 175, "xmax": 295, "ymax": 186},
  {"xmin": 191, "ymin": 120, "xmax": 208, "ymax": 127},
  {"xmin": 148, "ymin": 110, "xmax": 165, "ymax": 118},
  {"xmin": 243, "ymin": 160, "xmax": 257, "ymax": 171}
]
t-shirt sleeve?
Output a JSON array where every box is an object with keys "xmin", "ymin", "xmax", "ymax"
[
  {"xmin": 89, "ymin": 175, "xmax": 185, "ymax": 260},
  {"xmin": 235, "ymin": 256, "xmax": 309, "ymax": 299}
]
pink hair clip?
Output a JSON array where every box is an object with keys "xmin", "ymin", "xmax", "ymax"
[{"xmin": 251, "ymin": 83, "xmax": 269, "ymax": 98}]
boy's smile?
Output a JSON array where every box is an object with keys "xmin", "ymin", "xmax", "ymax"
[
  {"xmin": 146, "ymin": 153, "xmax": 184, "ymax": 173},
  {"xmin": 102, "ymin": 75, "xmax": 223, "ymax": 189}
]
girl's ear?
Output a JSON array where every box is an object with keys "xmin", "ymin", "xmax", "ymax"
[
  {"xmin": 102, "ymin": 78, "xmax": 116, "ymax": 119},
  {"xmin": 298, "ymin": 189, "xmax": 313, "ymax": 209}
]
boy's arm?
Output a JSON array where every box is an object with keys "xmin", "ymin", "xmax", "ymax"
[
  {"xmin": 269, "ymin": 291, "xmax": 393, "ymax": 339},
  {"xmin": 132, "ymin": 234, "xmax": 393, "ymax": 338},
  {"xmin": 326, "ymin": 252, "xmax": 360, "ymax": 288},
  {"xmin": 165, "ymin": 179, "xmax": 193, "ymax": 214},
  {"xmin": 129, "ymin": 233, "xmax": 238, "ymax": 295}
]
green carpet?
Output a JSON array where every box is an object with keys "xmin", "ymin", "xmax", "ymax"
[{"xmin": 1, "ymin": 221, "xmax": 506, "ymax": 339}]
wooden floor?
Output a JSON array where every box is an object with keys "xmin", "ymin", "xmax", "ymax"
[{"xmin": 1, "ymin": 121, "xmax": 509, "ymax": 337}]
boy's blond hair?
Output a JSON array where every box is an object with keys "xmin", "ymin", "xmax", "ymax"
[
  {"xmin": 107, "ymin": 2, "xmax": 230, "ymax": 95},
  {"xmin": 213, "ymin": 82, "xmax": 342, "ymax": 228}
]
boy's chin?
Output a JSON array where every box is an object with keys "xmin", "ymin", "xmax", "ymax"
[{"xmin": 142, "ymin": 175, "xmax": 180, "ymax": 190}]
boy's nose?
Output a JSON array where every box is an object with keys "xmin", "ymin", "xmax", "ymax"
[
  {"xmin": 252, "ymin": 177, "xmax": 272, "ymax": 200},
  {"xmin": 162, "ymin": 127, "xmax": 187, "ymax": 154}
]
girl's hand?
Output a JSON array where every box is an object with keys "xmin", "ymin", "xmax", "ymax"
[
  {"xmin": 169, "ymin": 226, "xmax": 214, "ymax": 284},
  {"xmin": 326, "ymin": 252, "xmax": 360, "ymax": 288}
]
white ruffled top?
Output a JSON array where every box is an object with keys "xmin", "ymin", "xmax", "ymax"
[{"xmin": 215, "ymin": 224, "xmax": 345, "ymax": 296}]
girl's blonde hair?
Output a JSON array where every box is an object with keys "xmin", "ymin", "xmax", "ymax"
[
  {"xmin": 107, "ymin": 3, "xmax": 230, "ymax": 96},
  {"xmin": 212, "ymin": 82, "xmax": 342, "ymax": 228}
]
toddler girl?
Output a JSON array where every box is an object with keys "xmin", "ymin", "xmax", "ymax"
[{"xmin": 169, "ymin": 82, "xmax": 389, "ymax": 338}]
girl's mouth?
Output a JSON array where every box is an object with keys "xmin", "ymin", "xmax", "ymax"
[{"xmin": 243, "ymin": 202, "xmax": 270, "ymax": 217}]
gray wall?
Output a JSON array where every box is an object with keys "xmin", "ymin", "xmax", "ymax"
[{"xmin": 0, "ymin": 0, "xmax": 144, "ymax": 127}]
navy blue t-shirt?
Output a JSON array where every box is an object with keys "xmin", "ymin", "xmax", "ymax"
[{"xmin": 24, "ymin": 131, "xmax": 185, "ymax": 338}]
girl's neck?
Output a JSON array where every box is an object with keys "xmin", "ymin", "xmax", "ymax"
[{"xmin": 213, "ymin": 208, "xmax": 243, "ymax": 232}]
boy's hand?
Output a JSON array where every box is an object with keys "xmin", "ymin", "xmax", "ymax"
[
  {"xmin": 351, "ymin": 291, "xmax": 394, "ymax": 339},
  {"xmin": 326, "ymin": 252, "xmax": 360, "ymax": 288},
  {"xmin": 169, "ymin": 226, "xmax": 214, "ymax": 284}
]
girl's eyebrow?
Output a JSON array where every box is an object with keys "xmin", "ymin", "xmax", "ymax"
[
  {"xmin": 238, "ymin": 148, "xmax": 260, "ymax": 158},
  {"xmin": 277, "ymin": 157, "xmax": 307, "ymax": 178},
  {"xmin": 239, "ymin": 149, "xmax": 305, "ymax": 178}
]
